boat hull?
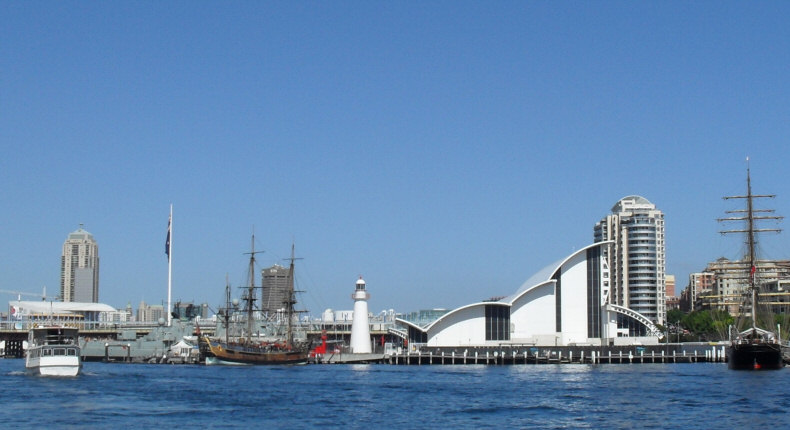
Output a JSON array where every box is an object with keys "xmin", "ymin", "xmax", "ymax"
[
  {"xmin": 202, "ymin": 338, "xmax": 308, "ymax": 365},
  {"xmin": 727, "ymin": 342, "xmax": 784, "ymax": 370},
  {"xmin": 204, "ymin": 356, "xmax": 253, "ymax": 366},
  {"xmin": 25, "ymin": 355, "xmax": 81, "ymax": 376}
]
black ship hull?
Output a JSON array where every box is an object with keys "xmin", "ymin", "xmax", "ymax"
[{"xmin": 727, "ymin": 342, "xmax": 784, "ymax": 370}]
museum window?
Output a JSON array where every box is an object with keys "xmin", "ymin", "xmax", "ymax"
[
  {"xmin": 407, "ymin": 325, "xmax": 427, "ymax": 344},
  {"xmin": 587, "ymin": 247, "xmax": 601, "ymax": 338},
  {"xmin": 616, "ymin": 313, "xmax": 648, "ymax": 337},
  {"xmin": 485, "ymin": 305, "xmax": 510, "ymax": 341},
  {"xmin": 554, "ymin": 268, "xmax": 562, "ymax": 332}
]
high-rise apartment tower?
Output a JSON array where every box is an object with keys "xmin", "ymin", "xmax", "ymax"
[
  {"xmin": 594, "ymin": 196, "xmax": 666, "ymax": 324},
  {"xmin": 261, "ymin": 264, "xmax": 289, "ymax": 316},
  {"xmin": 60, "ymin": 225, "xmax": 100, "ymax": 302}
]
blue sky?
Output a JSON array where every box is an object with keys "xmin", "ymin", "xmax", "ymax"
[{"xmin": 2, "ymin": 2, "xmax": 789, "ymax": 315}]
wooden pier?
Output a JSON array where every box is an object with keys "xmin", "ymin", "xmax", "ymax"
[{"xmin": 385, "ymin": 344, "xmax": 728, "ymax": 365}]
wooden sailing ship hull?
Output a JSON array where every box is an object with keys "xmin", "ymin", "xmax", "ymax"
[
  {"xmin": 727, "ymin": 342, "xmax": 784, "ymax": 370},
  {"xmin": 201, "ymin": 337, "xmax": 308, "ymax": 365}
]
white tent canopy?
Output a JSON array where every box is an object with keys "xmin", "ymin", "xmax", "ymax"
[{"xmin": 9, "ymin": 300, "xmax": 117, "ymax": 316}]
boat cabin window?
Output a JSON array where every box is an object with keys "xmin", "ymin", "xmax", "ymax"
[
  {"xmin": 54, "ymin": 348, "xmax": 66, "ymax": 356},
  {"xmin": 43, "ymin": 349, "xmax": 52, "ymax": 356},
  {"xmin": 68, "ymin": 349, "xmax": 77, "ymax": 356}
]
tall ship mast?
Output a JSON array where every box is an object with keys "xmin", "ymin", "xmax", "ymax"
[
  {"xmin": 199, "ymin": 235, "xmax": 309, "ymax": 365},
  {"xmin": 242, "ymin": 234, "xmax": 262, "ymax": 342},
  {"xmin": 220, "ymin": 275, "xmax": 233, "ymax": 346},
  {"xmin": 718, "ymin": 158, "xmax": 784, "ymax": 370},
  {"xmin": 284, "ymin": 243, "xmax": 303, "ymax": 350}
]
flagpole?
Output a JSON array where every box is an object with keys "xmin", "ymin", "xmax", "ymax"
[{"xmin": 167, "ymin": 204, "xmax": 173, "ymax": 327}]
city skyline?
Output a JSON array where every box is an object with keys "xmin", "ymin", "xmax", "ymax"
[{"xmin": 2, "ymin": 3, "xmax": 790, "ymax": 315}]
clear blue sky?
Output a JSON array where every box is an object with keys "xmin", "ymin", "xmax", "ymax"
[{"xmin": 2, "ymin": 2, "xmax": 789, "ymax": 315}]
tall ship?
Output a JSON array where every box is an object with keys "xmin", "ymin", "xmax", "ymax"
[
  {"xmin": 200, "ymin": 237, "xmax": 309, "ymax": 365},
  {"xmin": 719, "ymin": 160, "xmax": 784, "ymax": 370},
  {"xmin": 25, "ymin": 325, "xmax": 81, "ymax": 376}
]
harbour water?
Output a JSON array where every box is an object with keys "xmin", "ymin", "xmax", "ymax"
[{"xmin": 2, "ymin": 360, "xmax": 790, "ymax": 428}]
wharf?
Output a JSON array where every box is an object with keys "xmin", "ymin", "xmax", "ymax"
[
  {"xmin": 385, "ymin": 343, "xmax": 728, "ymax": 365},
  {"xmin": 80, "ymin": 321, "xmax": 199, "ymax": 363},
  {"xmin": 316, "ymin": 352, "xmax": 386, "ymax": 364},
  {"xmin": 1, "ymin": 321, "xmax": 201, "ymax": 363}
]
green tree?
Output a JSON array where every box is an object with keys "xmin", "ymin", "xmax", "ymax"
[
  {"xmin": 680, "ymin": 310, "xmax": 732, "ymax": 341},
  {"xmin": 667, "ymin": 309, "xmax": 685, "ymax": 325}
]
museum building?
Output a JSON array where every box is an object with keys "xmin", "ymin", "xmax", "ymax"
[{"xmin": 397, "ymin": 242, "xmax": 661, "ymax": 348}]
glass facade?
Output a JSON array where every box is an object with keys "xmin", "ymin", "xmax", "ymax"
[
  {"xmin": 553, "ymin": 269, "xmax": 562, "ymax": 332},
  {"xmin": 616, "ymin": 312, "xmax": 649, "ymax": 337},
  {"xmin": 587, "ymin": 247, "xmax": 601, "ymax": 338},
  {"xmin": 407, "ymin": 325, "xmax": 427, "ymax": 344},
  {"xmin": 400, "ymin": 309, "xmax": 449, "ymax": 328},
  {"xmin": 485, "ymin": 305, "xmax": 510, "ymax": 341}
]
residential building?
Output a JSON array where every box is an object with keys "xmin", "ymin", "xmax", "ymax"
[
  {"xmin": 261, "ymin": 264, "xmax": 290, "ymax": 317},
  {"xmin": 172, "ymin": 301, "xmax": 209, "ymax": 320},
  {"xmin": 681, "ymin": 272, "xmax": 715, "ymax": 312},
  {"xmin": 698, "ymin": 257, "xmax": 790, "ymax": 315},
  {"xmin": 594, "ymin": 196, "xmax": 666, "ymax": 324},
  {"xmin": 60, "ymin": 225, "xmax": 99, "ymax": 302},
  {"xmin": 137, "ymin": 301, "xmax": 165, "ymax": 323},
  {"xmin": 666, "ymin": 295, "xmax": 680, "ymax": 311}
]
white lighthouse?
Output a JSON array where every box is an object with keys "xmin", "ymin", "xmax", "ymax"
[{"xmin": 350, "ymin": 276, "xmax": 372, "ymax": 353}]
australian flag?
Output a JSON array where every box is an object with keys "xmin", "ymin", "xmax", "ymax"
[{"xmin": 165, "ymin": 215, "xmax": 171, "ymax": 260}]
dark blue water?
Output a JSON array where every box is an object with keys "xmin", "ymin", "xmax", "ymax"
[{"xmin": 2, "ymin": 360, "xmax": 790, "ymax": 428}]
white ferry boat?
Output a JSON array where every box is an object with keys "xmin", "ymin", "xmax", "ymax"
[{"xmin": 25, "ymin": 326, "xmax": 82, "ymax": 376}]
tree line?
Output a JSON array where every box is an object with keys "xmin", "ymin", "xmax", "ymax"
[
  {"xmin": 664, "ymin": 309, "xmax": 790, "ymax": 342},
  {"xmin": 662, "ymin": 309, "xmax": 732, "ymax": 342}
]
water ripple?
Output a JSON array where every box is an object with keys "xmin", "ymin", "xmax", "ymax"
[{"xmin": 2, "ymin": 361, "xmax": 790, "ymax": 427}]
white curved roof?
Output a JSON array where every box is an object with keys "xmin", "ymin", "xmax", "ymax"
[
  {"xmin": 10, "ymin": 301, "xmax": 117, "ymax": 314},
  {"xmin": 506, "ymin": 258, "xmax": 563, "ymax": 302},
  {"xmin": 415, "ymin": 301, "xmax": 507, "ymax": 332},
  {"xmin": 505, "ymin": 241, "xmax": 612, "ymax": 303},
  {"xmin": 402, "ymin": 241, "xmax": 613, "ymax": 333}
]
